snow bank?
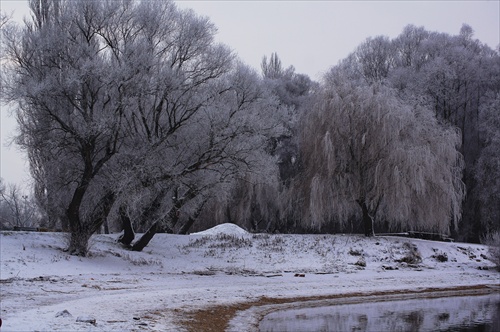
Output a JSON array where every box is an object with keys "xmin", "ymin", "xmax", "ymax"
[{"xmin": 190, "ymin": 223, "xmax": 248, "ymax": 236}]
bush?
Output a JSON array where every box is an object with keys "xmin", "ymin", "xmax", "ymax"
[
  {"xmin": 431, "ymin": 248, "xmax": 448, "ymax": 262},
  {"xmin": 185, "ymin": 234, "xmax": 252, "ymax": 249},
  {"xmin": 396, "ymin": 242, "xmax": 422, "ymax": 265}
]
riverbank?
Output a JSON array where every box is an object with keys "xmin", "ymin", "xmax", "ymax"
[
  {"xmin": 1, "ymin": 225, "xmax": 498, "ymax": 331},
  {"xmin": 225, "ymin": 284, "xmax": 499, "ymax": 332}
]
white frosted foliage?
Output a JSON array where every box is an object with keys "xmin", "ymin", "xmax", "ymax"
[{"xmin": 296, "ymin": 77, "xmax": 465, "ymax": 233}]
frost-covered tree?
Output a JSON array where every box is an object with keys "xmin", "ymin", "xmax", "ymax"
[
  {"xmin": 103, "ymin": 1, "xmax": 236, "ymax": 246},
  {"xmin": 475, "ymin": 93, "xmax": 500, "ymax": 235},
  {"xmin": 334, "ymin": 24, "xmax": 500, "ymax": 241},
  {"xmin": 117, "ymin": 62, "xmax": 286, "ymax": 248},
  {"xmin": 392, "ymin": 25, "xmax": 429, "ymax": 69},
  {"xmin": 0, "ymin": 11, "xmax": 10, "ymax": 28},
  {"xmin": 261, "ymin": 53, "xmax": 315, "ymax": 109},
  {"xmin": 354, "ymin": 36, "xmax": 396, "ymax": 83},
  {"xmin": 293, "ymin": 74, "xmax": 465, "ymax": 236},
  {"xmin": 261, "ymin": 52, "xmax": 285, "ymax": 80},
  {"xmin": 389, "ymin": 25, "xmax": 500, "ymax": 241},
  {"xmin": 2, "ymin": 0, "xmax": 281, "ymax": 254},
  {"xmin": 0, "ymin": 180, "xmax": 39, "ymax": 229},
  {"xmin": 208, "ymin": 53, "xmax": 315, "ymax": 233},
  {"xmin": 2, "ymin": 0, "xmax": 123, "ymax": 254}
]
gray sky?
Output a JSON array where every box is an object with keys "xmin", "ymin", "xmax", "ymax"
[{"xmin": 1, "ymin": 0, "xmax": 499, "ymax": 190}]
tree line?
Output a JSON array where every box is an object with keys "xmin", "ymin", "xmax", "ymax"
[{"xmin": 1, "ymin": 0, "xmax": 498, "ymax": 255}]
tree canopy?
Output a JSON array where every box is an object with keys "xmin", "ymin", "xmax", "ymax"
[
  {"xmin": 1, "ymin": 0, "xmax": 287, "ymax": 254},
  {"xmin": 289, "ymin": 75, "xmax": 465, "ymax": 235},
  {"xmin": 2, "ymin": 2, "xmax": 498, "ymax": 250}
]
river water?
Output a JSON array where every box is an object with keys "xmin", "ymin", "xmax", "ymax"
[{"xmin": 259, "ymin": 293, "xmax": 500, "ymax": 332}]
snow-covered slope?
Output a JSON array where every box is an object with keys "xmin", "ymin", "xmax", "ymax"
[
  {"xmin": 1, "ymin": 224, "xmax": 498, "ymax": 331},
  {"xmin": 190, "ymin": 223, "xmax": 249, "ymax": 236}
]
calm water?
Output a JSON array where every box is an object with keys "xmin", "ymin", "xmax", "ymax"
[{"xmin": 259, "ymin": 293, "xmax": 500, "ymax": 332}]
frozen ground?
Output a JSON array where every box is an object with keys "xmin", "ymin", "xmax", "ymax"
[{"xmin": 1, "ymin": 223, "xmax": 499, "ymax": 331}]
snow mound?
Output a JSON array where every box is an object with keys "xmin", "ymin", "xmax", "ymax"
[{"xmin": 191, "ymin": 223, "xmax": 248, "ymax": 236}]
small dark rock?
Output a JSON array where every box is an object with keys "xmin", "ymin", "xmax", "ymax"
[
  {"xmin": 349, "ymin": 248, "xmax": 363, "ymax": 256},
  {"xmin": 355, "ymin": 258, "xmax": 366, "ymax": 267},
  {"xmin": 438, "ymin": 312, "xmax": 450, "ymax": 321},
  {"xmin": 76, "ymin": 316, "xmax": 96, "ymax": 325},
  {"xmin": 382, "ymin": 265, "xmax": 398, "ymax": 270},
  {"xmin": 432, "ymin": 252, "xmax": 448, "ymax": 262},
  {"xmin": 55, "ymin": 310, "xmax": 72, "ymax": 318}
]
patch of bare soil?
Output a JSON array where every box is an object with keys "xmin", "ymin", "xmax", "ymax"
[{"xmin": 180, "ymin": 284, "xmax": 499, "ymax": 332}]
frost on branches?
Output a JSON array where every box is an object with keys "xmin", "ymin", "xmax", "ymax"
[
  {"xmin": 292, "ymin": 74, "xmax": 465, "ymax": 236},
  {"xmin": 1, "ymin": 0, "xmax": 286, "ymax": 254}
]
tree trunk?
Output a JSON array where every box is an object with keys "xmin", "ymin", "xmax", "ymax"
[
  {"xmin": 67, "ymin": 224, "xmax": 93, "ymax": 256},
  {"xmin": 118, "ymin": 205, "xmax": 135, "ymax": 246},
  {"xmin": 131, "ymin": 221, "xmax": 158, "ymax": 251},
  {"xmin": 103, "ymin": 220, "xmax": 109, "ymax": 234},
  {"xmin": 66, "ymin": 188, "xmax": 89, "ymax": 255},
  {"xmin": 65, "ymin": 163, "xmax": 94, "ymax": 255},
  {"xmin": 357, "ymin": 200, "xmax": 375, "ymax": 237},
  {"xmin": 178, "ymin": 198, "xmax": 206, "ymax": 235},
  {"xmin": 157, "ymin": 220, "xmax": 174, "ymax": 234},
  {"xmin": 131, "ymin": 211, "xmax": 174, "ymax": 251},
  {"xmin": 137, "ymin": 188, "xmax": 168, "ymax": 231},
  {"xmin": 178, "ymin": 217, "xmax": 196, "ymax": 235},
  {"xmin": 88, "ymin": 191, "xmax": 115, "ymax": 234},
  {"xmin": 362, "ymin": 209, "xmax": 375, "ymax": 237},
  {"xmin": 225, "ymin": 206, "xmax": 232, "ymax": 224},
  {"xmin": 66, "ymin": 190, "xmax": 115, "ymax": 256},
  {"xmin": 131, "ymin": 188, "xmax": 198, "ymax": 251}
]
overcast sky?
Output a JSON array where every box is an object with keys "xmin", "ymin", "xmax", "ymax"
[{"xmin": 1, "ymin": 0, "xmax": 499, "ymax": 191}]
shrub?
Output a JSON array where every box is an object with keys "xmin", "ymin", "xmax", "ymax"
[
  {"xmin": 121, "ymin": 253, "xmax": 163, "ymax": 266},
  {"xmin": 396, "ymin": 242, "xmax": 422, "ymax": 265},
  {"xmin": 257, "ymin": 235, "xmax": 286, "ymax": 252},
  {"xmin": 432, "ymin": 251, "xmax": 448, "ymax": 262},
  {"xmin": 185, "ymin": 234, "xmax": 252, "ymax": 249}
]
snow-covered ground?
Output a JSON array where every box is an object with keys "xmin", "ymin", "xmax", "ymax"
[{"xmin": 1, "ymin": 223, "xmax": 499, "ymax": 331}]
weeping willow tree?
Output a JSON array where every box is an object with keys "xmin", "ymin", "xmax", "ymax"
[{"xmin": 293, "ymin": 73, "xmax": 465, "ymax": 236}]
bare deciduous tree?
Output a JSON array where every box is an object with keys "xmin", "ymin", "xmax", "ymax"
[{"xmin": 0, "ymin": 179, "xmax": 39, "ymax": 229}]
